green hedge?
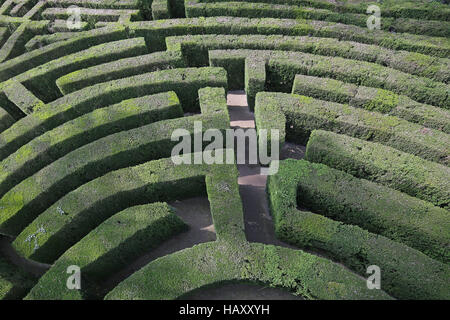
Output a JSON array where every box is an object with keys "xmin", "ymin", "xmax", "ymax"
[
  {"xmin": 127, "ymin": 17, "xmax": 449, "ymax": 56},
  {"xmin": 245, "ymin": 57, "xmax": 265, "ymax": 110},
  {"xmin": 254, "ymin": 92, "xmax": 450, "ymax": 166},
  {"xmin": 279, "ymin": 159, "xmax": 449, "ymax": 262},
  {"xmin": 266, "ymin": 55, "xmax": 450, "ymax": 109},
  {"xmin": 152, "ymin": 0, "xmax": 171, "ymax": 19},
  {"xmin": 0, "ymin": 25, "xmax": 127, "ymax": 82},
  {"xmin": 0, "ymin": 92, "xmax": 182, "ymax": 199},
  {"xmin": 44, "ymin": 0, "xmax": 141, "ymax": 9},
  {"xmin": 185, "ymin": 0, "xmax": 450, "ymax": 37},
  {"xmin": 2, "ymin": 80, "xmax": 44, "ymax": 115},
  {"xmin": 0, "ymin": 67, "xmax": 227, "ymax": 162},
  {"xmin": 0, "ymin": 107, "xmax": 14, "ymax": 134},
  {"xmin": 292, "ymin": 75, "xmax": 450, "ymax": 133},
  {"xmin": 0, "ymin": 97, "xmax": 228, "ymax": 240},
  {"xmin": 56, "ymin": 50, "xmax": 185, "ymax": 94},
  {"xmin": 0, "ymin": 252, "xmax": 35, "ymax": 300},
  {"xmin": 305, "ymin": 130, "xmax": 450, "ymax": 210},
  {"xmin": 105, "ymin": 240, "xmax": 391, "ymax": 300},
  {"xmin": 25, "ymin": 202, "xmax": 187, "ymax": 300},
  {"xmin": 186, "ymin": 0, "xmax": 450, "ymax": 21},
  {"xmin": 208, "ymin": 49, "xmax": 449, "ymax": 109},
  {"xmin": 167, "ymin": 34, "xmax": 449, "ymax": 82},
  {"xmin": 0, "ymin": 21, "xmax": 47, "ymax": 63},
  {"xmin": 12, "ymin": 156, "xmax": 213, "ymax": 263},
  {"xmin": 4, "ymin": 37, "xmax": 149, "ymax": 102},
  {"xmin": 41, "ymin": 7, "xmax": 140, "ymax": 23},
  {"xmin": 267, "ymin": 159, "xmax": 450, "ymax": 299},
  {"xmin": 25, "ymin": 33, "xmax": 83, "ymax": 52}
]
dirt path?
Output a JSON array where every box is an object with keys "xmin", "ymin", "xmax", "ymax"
[
  {"xmin": 0, "ymin": 235, "xmax": 50, "ymax": 277},
  {"xmin": 228, "ymin": 91, "xmax": 296, "ymax": 248},
  {"xmin": 100, "ymin": 196, "xmax": 216, "ymax": 296}
]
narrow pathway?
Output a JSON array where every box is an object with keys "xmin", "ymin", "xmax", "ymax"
[
  {"xmin": 0, "ymin": 235, "xmax": 50, "ymax": 277},
  {"xmin": 100, "ymin": 196, "xmax": 216, "ymax": 296},
  {"xmin": 227, "ymin": 91, "xmax": 295, "ymax": 248}
]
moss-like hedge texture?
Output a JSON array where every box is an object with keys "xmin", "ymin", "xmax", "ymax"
[
  {"xmin": 56, "ymin": 50, "xmax": 185, "ymax": 94},
  {"xmin": 25, "ymin": 203, "xmax": 187, "ymax": 300},
  {"xmin": 1, "ymin": 87, "xmax": 229, "ymax": 239},
  {"xmin": 305, "ymin": 130, "xmax": 450, "ymax": 210},
  {"xmin": 0, "ymin": 67, "xmax": 227, "ymax": 162},
  {"xmin": 254, "ymin": 92, "xmax": 450, "ymax": 166},
  {"xmin": 267, "ymin": 159, "xmax": 450, "ymax": 300},
  {"xmin": 292, "ymin": 75, "xmax": 450, "ymax": 133},
  {"xmin": 0, "ymin": 92, "xmax": 182, "ymax": 199},
  {"xmin": 0, "ymin": 252, "xmax": 35, "ymax": 300},
  {"xmin": 185, "ymin": 0, "xmax": 450, "ymax": 37},
  {"xmin": 105, "ymin": 241, "xmax": 391, "ymax": 300},
  {"xmin": 273, "ymin": 159, "xmax": 449, "ymax": 263},
  {"xmin": 166, "ymin": 34, "xmax": 449, "ymax": 82}
]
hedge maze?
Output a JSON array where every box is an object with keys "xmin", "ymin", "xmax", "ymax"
[{"xmin": 0, "ymin": 0, "xmax": 449, "ymax": 300}]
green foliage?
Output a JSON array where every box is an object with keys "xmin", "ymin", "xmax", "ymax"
[{"xmin": 267, "ymin": 158, "xmax": 450, "ymax": 299}]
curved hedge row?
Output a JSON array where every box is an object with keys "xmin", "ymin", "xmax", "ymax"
[
  {"xmin": 254, "ymin": 92, "xmax": 450, "ymax": 166},
  {"xmin": 0, "ymin": 86, "xmax": 229, "ymax": 238},
  {"xmin": 267, "ymin": 158, "xmax": 450, "ymax": 300},
  {"xmin": 0, "ymin": 252, "xmax": 35, "ymax": 299},
  {"xmin": 0, "ymin": 91, "xmax": 182, "ymax": 199},
  {"xmin": 0, "ymin": 67, "xmax": 227, "ymax": 162},
  {"xmin": 1, "ymin": 37, "xmax": 148, "ymax": 103},
  {"xmin": 123, "ymin": 17, "xmax": 450, "ymax": 56},
  {"xmin": 183, "ymin": 0, "xmax": 450, "ymax": 21},
  {"xmin": 285, "ymin": 159, "xmax": 448, "ymax": 263},
  {"xmin": 305, "ymin": 130, "xmax": 450, "ymax": 210},
  {"xmin": 185, "ymin": 0, "xmax": 450, "ymax": 37},
  {"xmin": 25, "ymin": 203, "xmax": 187, "ymax": 300},
  {"xmin": 266, "ymin": 54, "xmax": 450, "ymax": 109},
  {"xmin": 207, "ymin": 49, "xmax": 450, "ymax": 109},
  {"xmin": 0, "ymin": 25, "xmax": 127, "ymax": 82},
  {"xmin": 104, "ymin": 240, "xmax": 391, "ymax": 300},
  {"xmin": 56, "ymin": 50, "xmax": 185, "ymax": 94},
  {"xmin": 41, "ymin": 7, "xmax": 141, "ymax": 23},
  {"xmin": 13, "ymin": 158, "xmax": 208, "ymax": 263},
  {"xmin": 292, "ymin": 74, "xmax": 450, "ymax": 133},
  {"xmin": 166, "ymin": 34, "xmax": 449, "ymax": 82},
  {"xmin": 0, "ymin": 106, "xmax": 13, "ymax": 133}
]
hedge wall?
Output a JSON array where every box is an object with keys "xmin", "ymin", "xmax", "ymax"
[
  {"xmin": 25, "ymin": 203, "xmax": 187, "ymax": 299},
  {"xmin": 56, "ymin": 50, "xmax": 185, "ymax": 94},
  {"xmin": 0, "ymin": 67, "xmax": 227, "ymax": 162},
  {"xmin": 267, "ymin": 158, "xmax": 450, "ymax": 299},
  {"xmin": 292, "ymin": 74, "xmax": 450, "ymax": 133},
  {"xmin": 0, "ymin": 25, "xmax": 127, "ymax": 82},
  {"xmin": 185, "ymin": 0, "xmax": 450, "ymax": 37},
  {"xmin": 6, "ymin": 37, "xmax": 149, "ymax": 102},
  {"xmin": 0, "ymin": 92, "xmax": 183, "ymax": 199},
  {"xmin": 278, "ymin": 159, "xmax": 449, "ymax": 263},
  {"xmin": 166, "ymin": 34, "xmax": 449, "ymax": 82},
  {"xmin": 125, "ymin": 17, "xmax": 449, "ymax": 56},
  {"xmin": 0, "ymin": 107, "xmax": 13, "ymax": 134},
  {"xmin": 305, "ymin": 130, "xmax": 450, "ymax": 209},
  {"xmin": 184, "ymin": 0, "xmax": 450, "ymax": 21},
  {"xmin": 254, "ymin": 92, "xmax": 450, "ymax": 166},
  {"xmin": 104, "ymin": 240, "xmax": 391, "ymax": 300},
  {"xmin": 266, "ymin": 55, "xmax": 450, "ymax": 109},
  {"xmin": 0, "ymin": 87, "xmax": 229, "ymax": 239}
]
